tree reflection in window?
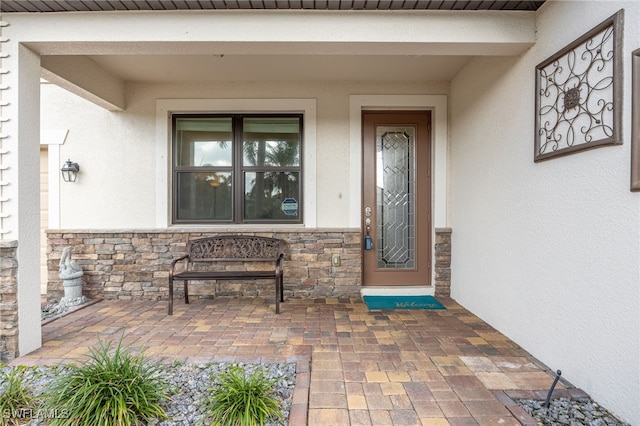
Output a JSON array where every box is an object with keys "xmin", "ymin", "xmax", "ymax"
[{"xmin": 243, "ymin": 118, "xmax": 301, "ymax": 220}]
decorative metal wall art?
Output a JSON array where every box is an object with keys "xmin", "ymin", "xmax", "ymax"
[
  {"xmin": 632, "ymin": 49, "xmax": 640, "ymax": 191},
  {"xmin": 535, "ymin": 10, "xmax": 623, "ymax": 162}
]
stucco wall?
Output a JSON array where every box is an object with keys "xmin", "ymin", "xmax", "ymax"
[
  {"xmin": 41, "ymin": 80, "xmax": 448, "ymax": 230},
  {"xmin": 449, "ymin": 1, "xmax": 640, "ymax": 423}
]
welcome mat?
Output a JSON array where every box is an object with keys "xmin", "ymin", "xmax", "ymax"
[{"xmin": 363, "ymin": 295, "xmax": 446, "ymax": 310}]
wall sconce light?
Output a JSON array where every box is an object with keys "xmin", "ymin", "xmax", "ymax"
[{"xmin": 61, "ymin": 159, "xmax": 80, "ymax": 182}]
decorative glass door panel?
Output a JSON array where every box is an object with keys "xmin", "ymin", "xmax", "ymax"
[
  {"xmin": 376, "ymin": 127, "xmax": 416, "ymax": 269},
  {"xmin": 362, "ymin": 112, "xmax": 431, "ymax": 286}
]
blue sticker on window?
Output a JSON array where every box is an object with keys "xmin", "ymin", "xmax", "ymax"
[{"xmin": 281, "ymin": 198, "xmax": 298, "ymax": 216}]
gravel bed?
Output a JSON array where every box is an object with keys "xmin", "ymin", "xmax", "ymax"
[
  {"xmin": 0, "ymin": 362, "xmax": 295, "ymax": 425},
  {"xmin": 40, "ymin": 298, "xmax": 98, "ymax": 324},
  {"xmin": 516, "ymin": 398, "xmax": 630, "ymax": 426}
]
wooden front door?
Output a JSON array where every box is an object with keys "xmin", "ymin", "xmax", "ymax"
[{"xmin": 362, "ymin": 111, "xmax": 432, "ymax": 286}]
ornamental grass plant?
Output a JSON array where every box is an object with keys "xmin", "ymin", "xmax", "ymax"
[
  {"xmin": 39, "ymin": 337, "xmax": 170, "ymax": 426},
  {"xmin": 200, "ymin": 365, "xmax": 283, "ymax": 426},
  {"xmin": 0, "ymin": 366, "xmax": 36, "ymax": 426}
]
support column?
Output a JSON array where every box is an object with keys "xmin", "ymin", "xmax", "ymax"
[
  {"xmin": 0, "ymin": 240, "xmax": 18, "ymax": 362},
  {"xmin": 0, "ymin": 36, "xmax": 43, "ymax": 355},
  {"xmin": 16, "ymin": 45, "xmax": 43, "ymax": 356},
  {"xmin": 434, "ymin": 228, "xmax": 452, "ymax": 297}
]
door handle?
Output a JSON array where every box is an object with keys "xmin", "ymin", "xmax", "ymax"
[{"xmin": 364, "ymin": 207, "xmax": 373, "ymax": 250}]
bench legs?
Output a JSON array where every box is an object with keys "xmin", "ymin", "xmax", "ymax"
[
  {"xmin": 169, "ymin": 277, "xmax": 283, "ymax": 315},
  {"xmin": 280, "ymin": 275, "xmax": 284, "ymax": 303},
  {"xmin": 275, "ymin": 277, "xmax": 279, "ymax": 314},
  {"xmin": 275, "ymin": 275, "xmax": 284, "ymax": 314},
  {"xmin": 168, "ymin": 277, "xmax": 173, "ymax": 315},
  {"xmin": 167, "ymin": 278, "xmax": 190, "ymax": 316}
]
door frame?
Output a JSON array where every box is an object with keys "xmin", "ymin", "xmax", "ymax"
[
  {"xmin": 362, "ymin": 110, "xmax": 432, "ymax": 286},
  {"xmin": 349, "ymin": 95, "xmax": 449, "ymax": 288}
]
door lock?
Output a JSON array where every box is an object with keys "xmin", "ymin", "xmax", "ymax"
[{"xmin": 364, "ymin": 206, "xmax": 373, "ymax": 250}]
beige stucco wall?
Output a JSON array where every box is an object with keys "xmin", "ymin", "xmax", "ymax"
[
  {"xmin": 450, "ymin": 1, "xmax": 640, "ymax": 423},
  {"xmin": 42, "ymin": 80, "xmax": 449, "ymax": 229}
]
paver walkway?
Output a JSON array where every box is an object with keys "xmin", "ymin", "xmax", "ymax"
[{"xmin": 13, "ymin": 297, "xmax": 582, "ymax": 425}]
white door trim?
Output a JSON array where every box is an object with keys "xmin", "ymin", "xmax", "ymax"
[
  {"xmin": 41, "ymin": 129, "xmax": 69, "ymax": 229},
  {"xmin": 349, "ymin": 95, "xmax": 448, "ymax": 229}
]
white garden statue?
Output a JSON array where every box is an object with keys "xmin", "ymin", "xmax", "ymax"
[{"xmin": 58, "ymin": 246, "xmax": 85, "ymax": 303}]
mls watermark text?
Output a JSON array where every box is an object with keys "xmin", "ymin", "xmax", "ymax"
[{"xmin": 2, "ymin": 408, "xmax": 70, "ymax": 420}]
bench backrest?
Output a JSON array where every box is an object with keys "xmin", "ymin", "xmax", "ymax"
[{"xmin": 187, "ymin": 235, "xmax": 283, "ymax": 262}]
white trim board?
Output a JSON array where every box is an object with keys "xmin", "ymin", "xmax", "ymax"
[
  {"xmin": 360, "ymin": 286, "xmax": 436, "ymax": 296},
  {"xmin": 155, "ymin": 98, "xmax": 317, "ymax": 228}
]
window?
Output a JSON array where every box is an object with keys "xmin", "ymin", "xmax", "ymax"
[{"xmin": 172, "ymin": 114, "xmax": 302, "ymax": 224}]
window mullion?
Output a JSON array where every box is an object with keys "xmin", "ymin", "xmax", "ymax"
[{"xmin": 234, "ymin": 115, "xmax": 243, "ymax": 223}]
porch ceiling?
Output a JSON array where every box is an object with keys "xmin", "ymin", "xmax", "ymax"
[
  {"xmin": 6, "ymin": 1, "xmax": 543, "ymax": 110},
  {"xmin": 0, "ymin": 1, "xmax": 546, "ymax": 13},
  {"xmin": 82, "ymin": 54, "xmax": 474, "ymax": 83}
]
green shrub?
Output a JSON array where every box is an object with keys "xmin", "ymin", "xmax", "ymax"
[
  {"xmin": 200, "ymin": 365, "xmax": 283, "ymax": 426},
  {"xmin": 0, "ymin": 366, "xmax": 36, "ymax": 426},
  {"xmin": 40, "ymin": 338, "xmax": 169, "ymax": 426}
]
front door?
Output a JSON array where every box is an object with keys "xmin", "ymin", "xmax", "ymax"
[{"xmin": 362, "ymin": 111, "xmax": 431, "ymax": 286}]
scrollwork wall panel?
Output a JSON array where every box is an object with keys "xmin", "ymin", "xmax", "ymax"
[{"xmin": 535, "ymin": 10, "xmax": 623, "ymax": 162}]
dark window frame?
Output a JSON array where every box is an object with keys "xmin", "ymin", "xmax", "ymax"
[{"xmin": 172, "ymin": 113, "xmax": 304, "ymax": 224}]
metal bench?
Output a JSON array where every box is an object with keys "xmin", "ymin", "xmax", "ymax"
[{"xmin": 168, "ymin": 235, "xmax": 284, "ymax": 315}]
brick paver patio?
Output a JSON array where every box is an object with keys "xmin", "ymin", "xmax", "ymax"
[{"xmin": 12, "ymin": 297, "xmax": 585, "ymax": 425}]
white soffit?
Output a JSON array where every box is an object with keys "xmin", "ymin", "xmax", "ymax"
[{"xmin": 12, "ymin": 10, "xmax": 538, "ymax": 108}]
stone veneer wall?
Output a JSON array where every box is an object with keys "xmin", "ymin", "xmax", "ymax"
[
  {"xmin": 46, "ymin": 229, "xmax": 363, "ymax": 302},
  {"xmin": 434, "ymin": 228, "xmax": 452, "ymax": 297},
  {"xmin": 0, "ymin": 240, "xmax": 18, "ymax": 363},
  {"xmin": 46, "ymin": 228, "xmax": 453, "ymax": 302}
]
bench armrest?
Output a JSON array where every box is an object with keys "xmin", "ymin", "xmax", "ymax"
[
  {"xmin": 275, "ymin": 253, "xmax": 284, "ymax": 276},
  {"xmin": 169, "ymin": 254, "xmax": 190, "ymax": 277}
]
